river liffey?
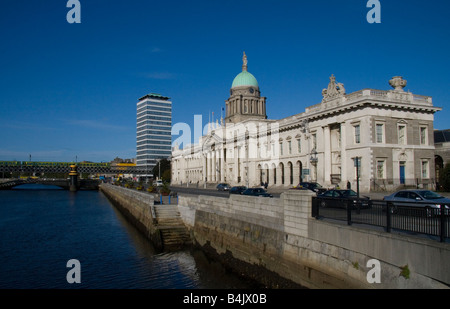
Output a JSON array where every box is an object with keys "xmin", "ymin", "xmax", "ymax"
[{"xmin": 0, "ymin": 185, "xmax": 257, "ymax": 289}]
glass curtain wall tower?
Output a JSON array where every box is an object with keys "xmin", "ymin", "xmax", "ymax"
[{"xmin": 136, "ymin": 93, "xmax": 172, "ymax": 178}]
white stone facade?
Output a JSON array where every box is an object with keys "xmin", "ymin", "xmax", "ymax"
[{"xmin": 171, "ymin": 58, "xmax": 441, "ymax": 192}]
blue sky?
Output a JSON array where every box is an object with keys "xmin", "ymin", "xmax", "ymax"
[{"xmin": 1, "ymin": 0, "xmax": 449, "ymax": 162}]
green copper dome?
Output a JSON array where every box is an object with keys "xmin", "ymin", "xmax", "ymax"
[
  {"xmin": 231, "ymin": 52, "xmax": 259, "ymax": 88},
  {"xmin": 231, "ymin": 71, "xmax": 259, "ymax": 88}
]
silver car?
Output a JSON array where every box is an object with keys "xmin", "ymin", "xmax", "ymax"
[{"xmin": 383, "ymin": 190, "xmax": 450, "ymax": 216}]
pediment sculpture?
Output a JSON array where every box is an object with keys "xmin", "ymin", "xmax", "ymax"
[{"xmin": 322, "ymin": 74, "xmax": 346, "ymax": 102}]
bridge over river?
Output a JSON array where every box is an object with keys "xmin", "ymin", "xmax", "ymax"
[
  {"xmin": 0, "ymin": 178, "xmax": 101, "ymax": 190},
  {"xmin": 0, "ymin": 161, "xmax": 150, "ymax": 175}
]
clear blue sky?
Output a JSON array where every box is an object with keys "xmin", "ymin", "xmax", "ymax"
[{"xmin": 1, "ymin": 0, "xmax": 449, "ymax": 162}]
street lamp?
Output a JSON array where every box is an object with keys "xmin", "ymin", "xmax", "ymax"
[
  {"xmin": 309, "ymin": 148, "xmax": 318, "ymax": 181},
  {"xmin": 354, "ymin": 157, "xmax": 360, "ymax": 198},
  {"xmin": 158, "ymin": 159, "xmax": 161, "ymax": 180}
]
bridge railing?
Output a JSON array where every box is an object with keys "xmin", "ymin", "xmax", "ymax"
[
  {"xmin": 0, "ymin": 165, "xmax": 151, "ymax": 175},
  {"xmin": 312, "ymin": 197, "xmax": 449, "ymax": 243}
]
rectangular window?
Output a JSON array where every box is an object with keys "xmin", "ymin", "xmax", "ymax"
[
  {"xmin": 398, "ymin": 125, "xmax": 406, "ymax": 145},
  {"xmin": 421, "ymin": 160, "xmax": 429, "ymax": 178},
  {"xmin": 280, "ymin": 143, "xmax": 283, "ymax": 156},
  {"xmin": 312, "ymin": 133, "xmax": 317, "ymax": 150},
  {"xmin": 297, "ymin": 139, "xmax": 301, "ymax": 153},
  {"xmin": 420, "ymin": 126, "xmax": 427, "ymax": 145},
  {"xmin": 288, "ymin": 141, "xmax": 292, "ymax": 155},
  {"xmin": 354, "ymin": 125, "xmax": 360, "ymax": 144},
  {"xmin": 376, "ymin": 124, "xmax": 384, "ymax": 143},
  {"xmin": 376, "ymin": 160, "xmax": 386, "ymax": 179}
]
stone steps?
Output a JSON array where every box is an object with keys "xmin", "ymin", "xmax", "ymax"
[{"xmin": 153, "ymin": 205, "xmax": 191, "ymax": 249}]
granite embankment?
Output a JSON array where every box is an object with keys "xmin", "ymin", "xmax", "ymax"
[
  {"xmin": 100, "ymin": 184, "xmax": 450, "ymax": 288},
  {"xmin": 99, "ymin": 184, "xmax": 190, "ymax": 251},
  {"xmin": 178, "ymin": 190, "xmax": 450, "ymax": 289}
]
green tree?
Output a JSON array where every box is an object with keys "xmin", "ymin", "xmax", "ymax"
[
  {"xmin": 162, "ymin": 169, "xmax": 171, "ymax": 183},
  {"xmin": 439, "ymin": 163, "xmax": 450, "ymax": 192},
  {"xmin": 152, "ymin": 158, "xmax": 171, "ymax": 180}
]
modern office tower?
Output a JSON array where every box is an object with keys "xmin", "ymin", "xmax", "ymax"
[{"xmin": 136, "ymin": 93, "xmax": 172, "ymax": 178}]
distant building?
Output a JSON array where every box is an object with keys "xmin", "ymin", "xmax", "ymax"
[
  {"xmin": 110, "ymin": 157, "xmax": 136, "ymax": 164},
  {"xmin": 110, "ymin": 157, "xmax": 136, "ymax": 179},
  {"xmin": 434, "ymin": 129, "xmax": 450, "ymax": 181},
  {"xmin": 136, "ymin": 93, "xmax": 172, "ymax": 177},
  {"xmin": 172, "ymin": 53, "xmax": 442, "ymax": 192}
]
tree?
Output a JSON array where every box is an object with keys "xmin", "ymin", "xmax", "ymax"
[
  {"xmin": 439, "ymin": 163, "xmax": 450, "ymax": 192},
  {"xmin": 152, "ymin": 158, "xmax": 171, "ymax": 180},
  {"xmin": 162, "ymin": 169, "xmax": 171, "ymax": 183}
]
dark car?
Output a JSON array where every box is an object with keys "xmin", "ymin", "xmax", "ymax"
[
  {"xmin": 229, "ymin": 186, "xmax": 247, "ymax": 195},
  {"xmin": 242, "ymin": 188, "xmax": 273, "ymax": 197},
  {"xmin": 216, "ymin": 183, "xmax": 231, "ymax": 191},
  {"xmin": 317, "ymin": 189, "xmax": 370, "ymax": 209},
  {"xmin": 383, "ymin": 190, "xmax": 450, "ymax": 216},
  {"xmin": 295, "ymin": 182, "xmax": 327, "ymax": 195}
]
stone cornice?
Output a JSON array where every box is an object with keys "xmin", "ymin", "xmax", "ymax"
[{"xmin": 277, "ymin": 89, "xmax": 440, "ymax": 133}]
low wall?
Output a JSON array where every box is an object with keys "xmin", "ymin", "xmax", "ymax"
[
  {"xmin": 178, "ymin": 190, "xmax": 450, "ymax": 289},
  {"xmin": 99, "ymin": 184, "xmax": 162, "ymax": 249}
]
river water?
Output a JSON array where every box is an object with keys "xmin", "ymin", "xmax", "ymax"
[{"xmin": 0, "ymin": 185, "xmax": 257, "ymax": 289}]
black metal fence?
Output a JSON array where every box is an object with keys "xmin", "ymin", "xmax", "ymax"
[{"xmin": 312, "ymin": 197, "xmax": 449, "ymax": 242}]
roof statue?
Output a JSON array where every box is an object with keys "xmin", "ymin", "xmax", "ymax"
[
  {"xmin": 389, "ymin": 76, "xmax": 407, "ymax": 91},
  {"xmin": 322, "ymin": 74, "xmax": 346, "ymax": 102},
  {"xmin": 231, "ymin": 52, "xmax": 259, "ymax": 88},
  {"xmin": 242, "ymin": 51, "xmax": 248, "ymax": 72}
]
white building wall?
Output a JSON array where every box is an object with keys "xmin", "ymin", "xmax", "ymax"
[{"xmin": 172, "ymin": 77, "xmax": 440, "ymax": 192}]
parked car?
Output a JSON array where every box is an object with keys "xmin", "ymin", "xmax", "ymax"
[
  {"xmin": 242, "ymin": 188, "xmax": 273, "ymax": 197},
  {"xmin": 317, "ymin": 189, "xmax": 370, "ymax": 209},
  {"xmin": 383, "ymin": 190, "xmax": 450, "ymax": 216},
  {"xmin": 229, "ymin": 186, "xmax": 247, "ymax": 195},
  {"xmin": 155, "ymin": 180, "xmax": 163, "ymax": 187},
  {"xmin": 216, "ymin": 183, "xmax": 231, "ymax": 191},
  {"xmin": 294, "ymin": 182, "xmax": 327, "ymax": 195}
]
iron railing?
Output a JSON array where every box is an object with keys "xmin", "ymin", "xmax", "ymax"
[{"xmin": 312, "ymin": 197, "xmax": 449, "ymax": 242}]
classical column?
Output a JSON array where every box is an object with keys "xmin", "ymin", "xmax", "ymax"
[
  {"xmin": 208, "ymin": 152, "xmax": 212, "ymax": 183},
  {"xmin": 234, "ymin": 145, "xmax": 239, "ymax": 183},
  {"xmin": 221, "ymin": 148, "xmax": 226, "ymax": 182},
  {"xmin": 340, "ymin": 122, "xmax": 347, "ymax": 183},
  {"xmin": 202, "ymin": 155, "xmax": 207, "ymax": 184},
  {"xmin": 323, "ymin": 125, "xmax": 331, "ymax": 185},
  {"xmin": 212, "ymin": 150, "xmax": 217, "ymax": 182}
]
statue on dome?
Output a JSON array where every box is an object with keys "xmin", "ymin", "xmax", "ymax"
[{"xmin": 242, "ymin": 52, "xmax": 248, "ymax": 71}]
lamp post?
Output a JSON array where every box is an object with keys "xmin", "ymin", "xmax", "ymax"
[
  {"xmin": 201, "ymin": 135, "xmax": 211, "ymax": 188},
  {"xmin": 355, "ymin": 157, "xmax": 360, "ymax": 198},
  {"xmin": 155, "ymin": 159, "xmax": 161, "ymax": 180},
  {"xmin": 309, "ymin": 148, "xmax": 318, "ymax": 181}
]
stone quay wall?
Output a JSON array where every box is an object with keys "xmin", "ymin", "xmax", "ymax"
[
  {"xmin": 99, "ymin": 184, "xmax": 162, "ymax": 249},
  {"xmin": 178, "ymin": 190, "xmax": 450, "ymax": 289}
]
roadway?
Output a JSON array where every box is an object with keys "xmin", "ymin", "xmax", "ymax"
[
  {"xmin": 171, "ymin": 185, "xmax": 291, "ymax": 199},
  {"xmin": 170, "ymin": 185, "xmax": 389, "ymax": 200},
  {"xmin": 169, "ymin": 185, "xmax": 450, "ymax": 200}
]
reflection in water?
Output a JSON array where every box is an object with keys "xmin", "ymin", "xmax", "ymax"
[{"xmin": 0, "ymin": 187, "xmax": 255, "ymax": 289}]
